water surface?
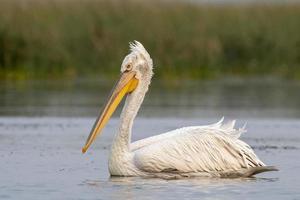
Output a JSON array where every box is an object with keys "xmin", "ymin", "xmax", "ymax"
[
  {"xmin": 1, "ymin": 117, "xmax": 299, "ymax": 199},
  {"xmin": 1, "ymin": 79, "xmax": 300, "ymax": 118},
  {"xmin": 0, "ymin": 79, "xmax": 299, "ymax": 199}
]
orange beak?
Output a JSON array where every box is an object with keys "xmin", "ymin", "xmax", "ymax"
[{"xmin": 82, "ymin": 71, "xmax": 138, "ymax": 153}]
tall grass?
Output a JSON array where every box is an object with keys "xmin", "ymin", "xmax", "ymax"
[{"xmin": 0, "ymin": 0, "xmax": 300, "ymax": 80}]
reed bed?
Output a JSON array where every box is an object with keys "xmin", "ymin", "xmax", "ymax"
[{"xmin": 0, "ymin": 0, "xmax": 300, "ymax": 80}]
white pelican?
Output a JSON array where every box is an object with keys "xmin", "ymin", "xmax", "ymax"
[{"xmin": 82, "ymin": 41, "xmax": 277, "ymax": 179}]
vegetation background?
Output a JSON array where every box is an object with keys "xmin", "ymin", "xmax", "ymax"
[{"xmin": 0, "ymin": 0, "xmax": 300, "ymax": 81}]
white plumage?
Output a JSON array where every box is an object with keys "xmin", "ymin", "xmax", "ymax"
[{"xmin": 83, "ymin": 41, "xmax": 277, "ymax": 179}]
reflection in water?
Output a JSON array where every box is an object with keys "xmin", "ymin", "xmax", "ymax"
[
  {"xmin": 1, "ymin": 79, "xmax": 300, "ymax": 118},
  {"xmin": 94, "ymin": 176, "xmax": 278, "ymax": 187},
  {"xmin": 81, "ymin": 176, "xmax": 279, "ymax": 200}
]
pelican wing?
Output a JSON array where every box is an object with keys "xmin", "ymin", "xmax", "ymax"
[
  {"xmin": 131, "ymin": 118, "xmax": 226, "ymax": 151},
  {"xmin": 133, "ymin": 120, "xmax": 265, "ymax": 173}
]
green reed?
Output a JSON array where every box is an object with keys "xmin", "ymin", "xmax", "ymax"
[{"xmin": 0, "ymin": 0, "xmax": 300, "ymax": 80}]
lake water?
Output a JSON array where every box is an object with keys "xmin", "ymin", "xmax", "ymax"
[{"xmin": 0, "ymin": 79, "xmax": 300, "ymax": 199}]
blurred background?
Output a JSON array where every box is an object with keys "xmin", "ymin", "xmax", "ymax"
[{"xmin": 0, "ymin": 0, "xmax": 300, "ymax": 118}]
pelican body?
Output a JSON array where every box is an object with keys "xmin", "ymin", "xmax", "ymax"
[{"xmin": 82, "ymin": 41, "xmax": 277, "ymax": 179}]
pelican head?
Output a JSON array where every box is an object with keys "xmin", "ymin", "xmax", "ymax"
[
  {"xmin": 121, "ymin": 41, "xmax": 153, "ymax": 80},
  {"xmin": 82, "ymin": 41, "xmax": 153, "ymax": 153}
]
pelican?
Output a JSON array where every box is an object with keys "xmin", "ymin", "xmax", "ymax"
[{"xmin": 82, "ymin": 41, "xmax": 277, "ymax": 179}]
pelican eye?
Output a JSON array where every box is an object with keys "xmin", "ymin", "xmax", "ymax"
[{"xmin": 125, "ymin": 64, "xmax": 132, "ymax": 71}]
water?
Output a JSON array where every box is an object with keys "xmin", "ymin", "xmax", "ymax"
[
  {"xmin": 0, "ymin": 79, "xmax": 300, "ymax": 199},
  {"xmin": 1, "ymin": 78, "xmax": 300, "ymax": 118}
]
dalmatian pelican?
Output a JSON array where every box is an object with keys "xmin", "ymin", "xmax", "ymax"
[{"xmin": 82, "ymin": 41, "xmax": 277, "ymax": 179}]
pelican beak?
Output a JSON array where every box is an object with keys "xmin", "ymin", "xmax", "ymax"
[{"xmin": 82, "ymin": 71, "xmax": 138, "ymax": 153}]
